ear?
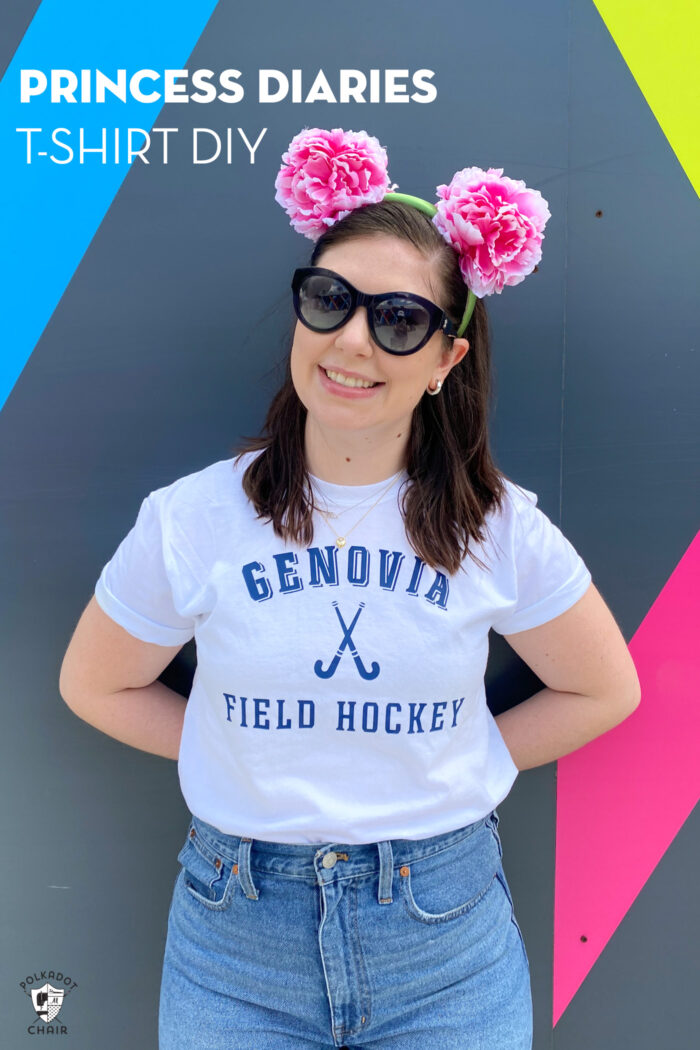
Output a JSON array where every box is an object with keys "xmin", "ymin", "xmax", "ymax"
[{"xmin": 438, "ymin": 336, "xmax": 470, "ymax": 378}]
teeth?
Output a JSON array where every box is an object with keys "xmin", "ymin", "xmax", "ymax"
[{"xmin": 324, "ymin": 368, "xmax": 378, "ymax": 389}]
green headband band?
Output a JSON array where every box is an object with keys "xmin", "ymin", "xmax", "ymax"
[{"xmin": 384, "ymin": 191, "xmax": 477, "ymax": 337}]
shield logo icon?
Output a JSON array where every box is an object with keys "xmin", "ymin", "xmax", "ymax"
[{"xmin": 31, "ymin": 983, "xmax": 65, "ymax": 1023}]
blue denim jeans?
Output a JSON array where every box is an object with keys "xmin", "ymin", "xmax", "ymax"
[{"xmin": 159, "ymin": 809, "xmax": 532, "ymax": 1049}]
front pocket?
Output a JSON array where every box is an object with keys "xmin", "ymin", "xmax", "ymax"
[
  {"xmin": 176, "ymin": 826, "xmax": 236, "ymax": 911},
  {"xmin": 399, "ymin": 818, "xmax": 501, "ymax": 925}
]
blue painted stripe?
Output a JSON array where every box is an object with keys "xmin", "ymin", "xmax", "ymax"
[{"xmin": 0, "ymin": 0, "xmax": 219, "ymax": 413}]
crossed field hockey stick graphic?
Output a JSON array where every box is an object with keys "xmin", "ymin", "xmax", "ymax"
[{"xmin": 314, "ymin": 601, "xmax": 380, "ymax": 680}]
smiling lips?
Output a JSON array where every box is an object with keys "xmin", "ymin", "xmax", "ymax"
[
  {"xmin": 322, "ymin": 365, "xmax": 382, "ymax": 387},
  {"xmin": 318, "ymin": 365, "xmax": 385, "ymax": 398}
]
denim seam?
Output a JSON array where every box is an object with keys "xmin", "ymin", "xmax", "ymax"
[
  {"xmin": 336, "ymin": 881, "xmax": 372, "ymax": 1038},
  {"xmin": 495, "ymin": 870, "xmax": 529, "ymax": 966}
]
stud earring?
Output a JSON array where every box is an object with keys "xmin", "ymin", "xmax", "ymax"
[{"xmin": 426, "ymin": 378, "xmax": 442, "ymax": 396}]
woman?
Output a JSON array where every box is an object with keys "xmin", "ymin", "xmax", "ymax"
[{"xmin": 59, "ymin": 128, "xmax": 641, "ymax": 1049}]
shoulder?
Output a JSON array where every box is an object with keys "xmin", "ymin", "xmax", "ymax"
[
  {"xmin": 471, "ymin": 475, "xmax": 551, "ymax": 574},
  {"xmin": 483, "ymin": 475, "xmax": 539, "ymax": 540},
  {"xmin": 499, "ymin": 476, "xmax": 539, "ymax": 512},
  {"xmin": 146, "ymin": 449, "xmax": 263, "ymax": 515}
]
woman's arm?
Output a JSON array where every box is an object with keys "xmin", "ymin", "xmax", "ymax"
[
  {"xmin": 494, "ymin": 582, "xmax": 641, "ymax": 771},
  {"xmin": 59, "ymin": 595, "xmax": 188, "ymax": 761}
]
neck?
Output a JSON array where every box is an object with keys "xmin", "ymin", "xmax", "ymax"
[{"xmin": 304, "ymin": 415, "xmax": 409, "ymax": 485}]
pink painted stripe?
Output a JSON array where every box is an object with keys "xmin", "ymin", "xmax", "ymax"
[{"xmin": 553, "ymin": 530, "xmax": 700, "ymax": 1025}]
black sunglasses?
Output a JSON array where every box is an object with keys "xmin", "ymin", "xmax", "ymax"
[{"xmin": 291, "ymin": 266, "xmax": 457, "ymax": 355}]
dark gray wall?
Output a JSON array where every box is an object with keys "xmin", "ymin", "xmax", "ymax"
[{"xmin": 1, "ymin": 1, "xmax": 697, "ymax": 1047}]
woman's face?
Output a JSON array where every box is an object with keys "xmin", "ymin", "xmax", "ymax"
[{"xmin": 289, "ymin": 234, "xmax": 470, "ymax": 450}]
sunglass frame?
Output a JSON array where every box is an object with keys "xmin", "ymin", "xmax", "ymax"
[{"xmin": 291, "ymin": 266, "xmax": 457, "ymax": 355}]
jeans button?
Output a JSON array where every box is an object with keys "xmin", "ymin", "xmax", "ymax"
[{"xmin": 322, "ymin": 851, "xmax": 338, "ymax": 869}]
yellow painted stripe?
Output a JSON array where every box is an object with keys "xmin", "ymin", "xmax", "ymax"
[{"xmin": 592, "ymin": 0, "xmax": 700, "ymax": 196}]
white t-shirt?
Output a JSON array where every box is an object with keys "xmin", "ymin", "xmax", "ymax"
[{"xmin": 94, "ymin": 450, "xmax": 592, "ymax": 844}]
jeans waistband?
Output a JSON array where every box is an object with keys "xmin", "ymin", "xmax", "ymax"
[{"xmin": 186, "ymin": 810, "xmax": 499, "ymax": 904}]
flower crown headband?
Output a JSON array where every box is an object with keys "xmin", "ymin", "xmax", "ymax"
[{"xmin": 275, "ymin": 127, "xmax": 551, "ymax": 338}]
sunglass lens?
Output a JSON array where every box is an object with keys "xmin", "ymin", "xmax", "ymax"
[
  {"xmin": 373, "ymin": 297, "xmax": 432, "ymax": 353},
  {"xmin": 298, "ymin": 274, "xmax": 352, "ymax": 330}
]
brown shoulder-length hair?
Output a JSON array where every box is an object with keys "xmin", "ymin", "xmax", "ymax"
[{"xmin": 230, "ymin": 199, "xmax": 508, "ymax": 576}]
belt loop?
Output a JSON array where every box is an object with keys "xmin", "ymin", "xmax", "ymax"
[
  {"xmin": 237, "ymin": 837, "xmax": 259, "ymax": 900},
  {"xmin": 377, "ymin": 840, "xmax": 394, "ymax": 904}
]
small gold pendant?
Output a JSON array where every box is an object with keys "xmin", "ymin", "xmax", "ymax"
[{"xmin": 336, "ymin": 537, "xmax": 346, "ymax": 548}]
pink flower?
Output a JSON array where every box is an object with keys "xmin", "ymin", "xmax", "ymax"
[
  {"xmin": 432, "ymin": 167, "xmax": 551, "ymax": 297},
  {"xmin": 275, "ymin": 127, "xmax": 391, "ymax": 241}
]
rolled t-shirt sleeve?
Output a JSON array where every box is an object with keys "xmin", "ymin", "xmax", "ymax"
[
  {"xmin": 94, "ymin": 485, "xmax": 202, "ymax": 646},
  {"xmin": 491, "ymin": 485, "xmax": 592, "ymax": 635}
]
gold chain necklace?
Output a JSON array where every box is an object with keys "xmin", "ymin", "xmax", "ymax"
[
  {"xmin": 311, "ymin": 477, "xmax": 388, "ymax": 520},
  {"xmin": 312, "ymin": 469, "xmax": 404, "ymax": 548}
]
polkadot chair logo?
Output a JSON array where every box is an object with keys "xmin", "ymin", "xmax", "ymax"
[{"xmin": 19, "ymin": 970, "xmax": 78, "ymax": 1035}]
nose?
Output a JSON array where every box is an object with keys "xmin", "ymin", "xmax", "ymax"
[{"xmin": 334, "ymin": 303, "xmax": 376, "ymax": 356}]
